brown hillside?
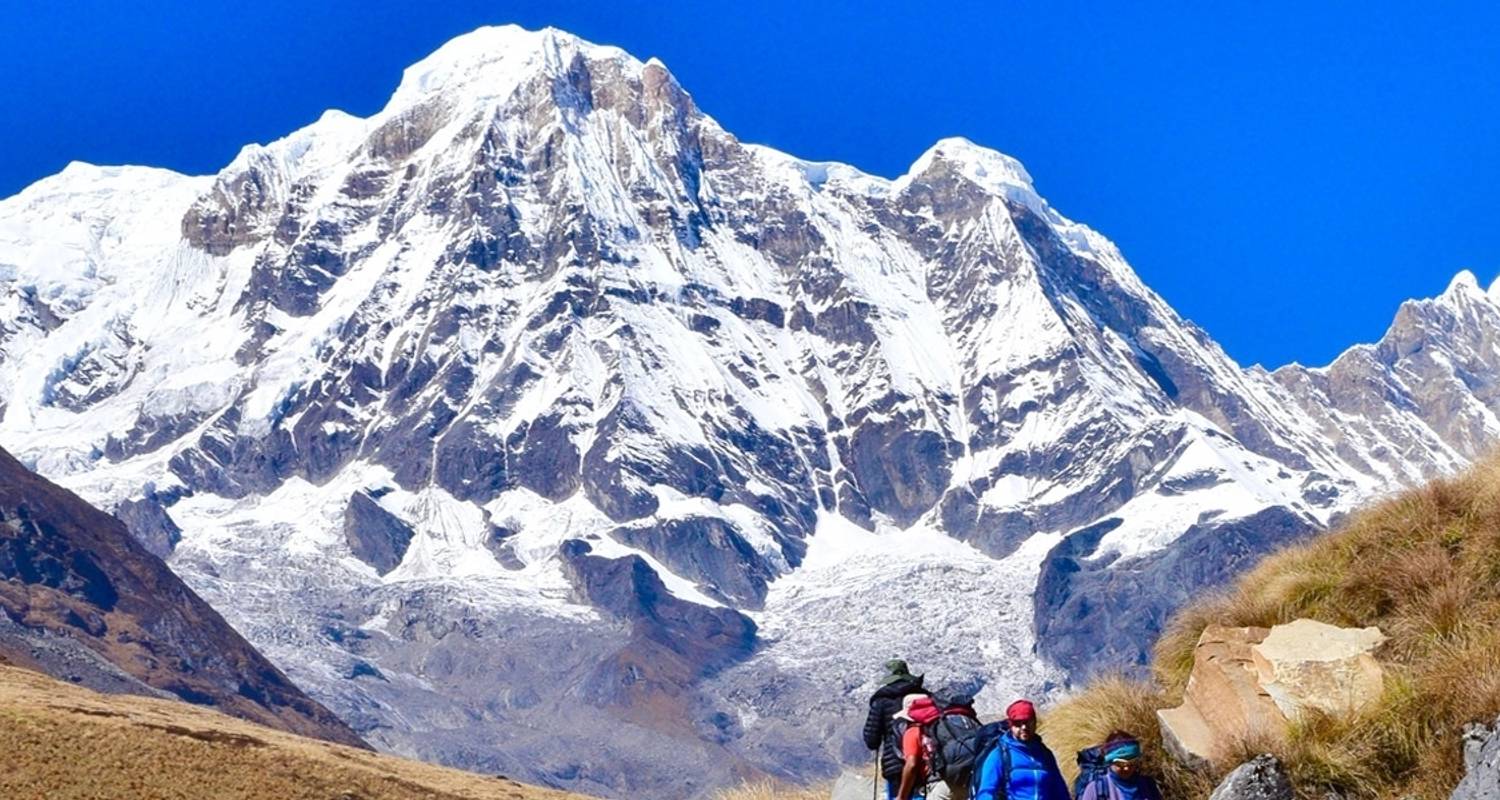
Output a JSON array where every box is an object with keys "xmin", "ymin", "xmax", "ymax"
[
  {"xmin": 0, "ymin": 661, "xmax": 588, "ymax": 800},
  {"xmin": 0, "ymin": 445, "xmax": 363, "ymax": 746}
]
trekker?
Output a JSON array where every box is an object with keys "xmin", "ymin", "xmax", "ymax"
[
  {"xmin": 972, "ymin": 700, "xmax": 1070, "ymax": 800},
  {"xmin": 863, "ymin": 659, "xmax": 929, "ymax": 800},
  {"xmin": 893, "ymin": 694, "xmax": 932, "ymax": 800},
  {"xmin": 1076, "ymin": 733, "xmax": 1162, "ymax": 800}
]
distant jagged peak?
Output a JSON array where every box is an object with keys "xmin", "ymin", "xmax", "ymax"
[
  {"xmin": 1426, "ymin": 268, "xmax": 1500, "ymax": 313},
  {"xmin": 1430, "ymin": 268, "xmax": 1500, "ymax": 307},
  {"xmin": 760, "ymin": 135, "xmax": 1044, "ymax": 201},
  {"xmin": 219, "ymin": 107, "xmax": 371, "ymax": 185},
  {"xmin": 184, "ymin": 27, "xmax": 682, "ymax": 194},
  {"xmin": 1441, "ymin": 268, "xmax": 1485, "ymax": 300},
  {"xmin": 1415, "ymin": 269, "xmax": 1500, "ymax": 320}
]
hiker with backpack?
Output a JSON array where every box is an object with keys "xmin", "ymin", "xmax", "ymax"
[
  {"xmin": 923, "ymin": 693, "xmax": 982, "ymax": 800},
  {"xmin": 1074, "ymin": 732, "xmax": 1162, "ymax": 800},
  {"xmin": 971, "ymin": 700, "xmax": 1070, "ymax": 800},
  {"xmin": 884, "ymin": 689, "xmax": 986, "ymax": 800},
  {"xmin": 892, "ymin": 693, "xmax": 934, "ymax": 800},
  {"xmin": 864, "ymin": 660, "xmax": 930, "ymax": 799}
]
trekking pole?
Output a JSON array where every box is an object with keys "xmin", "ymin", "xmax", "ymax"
[{"xmin": 872, "ymin": 759, "xmax": 879, "ymax": 800}]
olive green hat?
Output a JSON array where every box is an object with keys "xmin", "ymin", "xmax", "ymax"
[{"xmin": 880, "ymin": 659, "xmax": 919, "ymax": 686}]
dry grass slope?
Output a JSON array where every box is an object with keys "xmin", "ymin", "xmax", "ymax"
[
  {"xmin": 712, "ymin": 778, "xmax": 831, "ymax": 800},
  {"xmin": 0, "ymin": 662, "xmax": 587, "ymax": 800},
  {"xmin": 1050, "ymin": 455, "xmax": 1500, "ymax": 800}
]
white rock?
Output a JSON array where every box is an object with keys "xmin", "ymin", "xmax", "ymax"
[{"xmin": 1250, "ymin": 619, "xmax": 1386, "ymax": 719}]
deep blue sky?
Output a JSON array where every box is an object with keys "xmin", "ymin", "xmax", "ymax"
[{"xmin": 6, "ymin": 2, "xmax": 1498, "ymax": 368}]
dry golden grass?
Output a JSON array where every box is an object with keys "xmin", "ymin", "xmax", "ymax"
[
  {"xmin": 711, "ymin": 777, "xmax": 832, "ymax": 800},
  {"xmin": 0, "ymin": 663, "xmax": 588, "ymax": 800},
  {"xmin": 1050, "ymin": 455, "xmax": 1500, "ymax": 800},
  {"xmin": 1041, "ymin": 676, "xmax": 1216, "ymax": 799}
]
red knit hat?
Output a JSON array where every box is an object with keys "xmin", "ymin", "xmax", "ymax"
[{"xmin": 1006, "ymin": 699, "xmax": 1037, "ymax": 722}]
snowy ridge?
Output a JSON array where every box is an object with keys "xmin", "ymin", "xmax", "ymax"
[{"xmin": 2, "ymin": 24, "xmax": 1498, "ymax": 797}]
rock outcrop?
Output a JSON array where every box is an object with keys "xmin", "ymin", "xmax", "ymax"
[
  {"xmin": 113, "ymin": 492, "xmax": 183, "ymax": 560},
  {"xmin": 1453, "ymin": 716, "xmax": 1500, "ymax": 800},
  {"xmin": 1159, "ymin": 620, "xmax": 1385, "ymax": 766},
  {"xmin": 343, "ymin": 491, "xmax": 416, "ymax": 576},
  {"xmin": 1250, "ymin": 619, "xmax": 1386, "ymax": 720},
  {"xmin": 1208, "ymin": 755, "xmax": 1294, "ymax": 800},
  {"xmin": 1158, "ymin": 625, "xmax": 1284, "ymax": 767}
]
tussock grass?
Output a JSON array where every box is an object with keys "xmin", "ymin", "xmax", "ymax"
[
  {"xmin": 712, "ymin": 778, "xmax": 832, "ymax": 800},
  {"xmin": 1041, "ymin": 676, "xmax": 1218, "ymax": 798},
  {"xmin": 1052, "ymin": 455, "xmax": 1500, "ymax": 799}
]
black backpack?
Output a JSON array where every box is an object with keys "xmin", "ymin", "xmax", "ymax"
[
  {"xmin": 965, "ymin": 721, "xmax": 1013, "ymax": 798},
  {"xmin": 1073, "ymin": 743, "xmax": 1110, "ymax": 800},
  {"xmin": 885, "ymin": 695, "xmax": 988, "ymax": 789},
  {"xmin": 928, "ymin": 703, "xmax": 984, "ymax": 784}
]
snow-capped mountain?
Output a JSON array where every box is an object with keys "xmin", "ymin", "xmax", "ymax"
[{"xmin": 1, "ymin": 25, "xmax": 1495, "ymax": 795}]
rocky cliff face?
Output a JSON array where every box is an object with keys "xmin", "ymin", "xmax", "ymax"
[
  {"xmin": 0, "ymin": 446, "xmax": 364, "ymax": 747},
  {"xmin": 1273, "ymin": 272, "xmax": 1500, "ymax": 485},
  {"xmin": 1, "ymin": 24, "xmax": 1497, "ymax": 796},
  {"xmin": 1454, "ymin": 716, "xmax": 1500, "ymax": 800}
]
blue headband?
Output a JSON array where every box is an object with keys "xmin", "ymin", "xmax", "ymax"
[{"xmin": 1105, "ymin": 742, "xmax": 1142, "ymax": 763}]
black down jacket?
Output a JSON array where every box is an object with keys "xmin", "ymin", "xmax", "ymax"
[{"xmin": 862, "ymin": 676, "xmax": 928, "ymax": 780}]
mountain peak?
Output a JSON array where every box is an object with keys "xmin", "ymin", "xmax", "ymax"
[
  {"xmin": 1434, "ymin": 268, "xmax": 1500, "ymax": 309},
  {"xmin": 1446, "ymin": 268, "xmax": 1480, "ymax": 294},
  {"xmin": 895, "ymin": 135, "xmax": 1049, "ymax": 220},
  {"xmin": 903, "ymin": 136, "xmax": 1035, "ymax": 190},
  {"xmin": 383, "ymin": 24, "xmax": 643, "ymax": 114}
]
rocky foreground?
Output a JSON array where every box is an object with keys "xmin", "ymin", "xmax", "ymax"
[{"xmin": 0, "ymin": 661, "xmax": 583, "ymax": 800}]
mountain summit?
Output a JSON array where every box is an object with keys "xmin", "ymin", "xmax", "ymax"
[{"xmin": 2, "ymin": 24, "xmax": 1497, "ymax": 795}]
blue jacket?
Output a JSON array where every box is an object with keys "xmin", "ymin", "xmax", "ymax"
[{"xmin": 974, "ymin": 733, "xmax": 1070, "ymax": 800}]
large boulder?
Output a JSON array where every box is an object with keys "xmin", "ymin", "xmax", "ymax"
[
  {"xmin": 1158, "ymin": 620, "xmax": 1387, "ymax": 768},
  {"xmin": 1208, "ymin": 754, "xmax": 1293, "ymax": 800},
  {"xmin": 1158, "ymin": 625, "xmax": 1285, "ymax": 767},
  {"xmin": 1453, "ymin": 716, "xmax": 1500, "ymax": 800},
  {"xmin": 1250, "ymin": 619, "xmax": 1386, "ymax": 719}
]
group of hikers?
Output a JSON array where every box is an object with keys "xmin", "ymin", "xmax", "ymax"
[{"xmin": 863, "ymin": 660, "xmax": 1163, "ymax": 800}]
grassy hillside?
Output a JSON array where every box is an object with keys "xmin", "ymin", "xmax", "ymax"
[
  {"xmin": 712, "ymin": 779, "xmax": 830, "ymax": 800},
  {"xmin": 1047, "ymin": 456, "xmax": 1500, "ymax": 799},
  {"xmin": 0, "ymin": 660, "xmax": 587, "ymax": 800}
]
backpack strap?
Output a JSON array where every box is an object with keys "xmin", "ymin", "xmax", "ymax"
[
  {"xmin": 999, "ymin": 741, "xmax": 1011, "ymax": 799},
  {"xmin": 966, "ymin": 727, "xmax": 1013, "ymax": 800},
  {"xmin": 890, "ymin": 719, "xmax": 938, "ymax": 790},
  {"xmin": 884, "ymin": 719, "xmax": 908, "ymax": 775}
]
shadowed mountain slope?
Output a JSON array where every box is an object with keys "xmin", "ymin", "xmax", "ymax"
[{"xmin": 0, "ymin": 445, "xmax": 365, "ymax": 747}]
